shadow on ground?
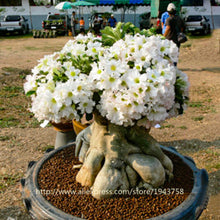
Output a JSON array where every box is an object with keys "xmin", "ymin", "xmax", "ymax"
[
  {"xmin": 159, "ymin": 138, "xmax": 220, "ymax": 154},
  {"xmin": 180, "ymin": 67, "xmax": 220, "ymax": 73}
]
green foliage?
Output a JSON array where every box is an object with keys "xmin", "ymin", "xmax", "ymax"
[
  {"xmin": 0, "ymin": 8, "xmax": 6, "ymax": 16},
  {"xmin": 101, "ymin": 22, "xmax": 128, "ymax": 46},
  {"xmin": 178, "ymin": 126, "xmax": 187, "ymax": 130},
  {"xmin": 140, "ymin": 27, "xmax": 158, "ymax": 37},
  {"xmin": 2, "ymin": 67, "xmax": 22, "ymax": 74},
  {"xmin": 0, "ymin": 173, "xmax": 23, "ymax": 192},
  {"xmin": 0, "ymin": 135, "xmax": 10, "ymax": 141},
  {"xmin": 192, "ymin": 116, "xmax": 204, "ymax": 121},
  {"xmin": 160, "ymin": 124, "xmax": 175, "ymax": 129},
  {"xmin": 26, "ymin": 90, "xmax": 36, "ymax": 97},
  {"xmin": 101, "ymin": 22, "xmax": 159, "ymax": 46},
  {"xmin": 52, "ymin": 67, "xmax": 69, "ymax": 82},
  {"xmin": 3, "ymin": 86, "xmax": 23, "ymax": 93},
  {"xmin": 0, "ymin": 117, "xmax": 20, "ymax": 128},
  {"xmin": 189, "ymin": 101, "xmax": 203, "ymax": 108},
  {"xmin": 38, "ymin": 145, "xmax": 54, "ymax": 152}
]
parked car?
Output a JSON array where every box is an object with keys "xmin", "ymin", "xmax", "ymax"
[
  {"xmin": 42, "ymin": 13, "xmax": 70, "ymax": 35},
  {"xmin": 184, "ymin": 15, "xmax": 211, "ymax": 35},
  {"xmin": 139, "ymin": 12, "xmax": 151, "ymax": 30},
  {"xmin": 0, "ymin": 15, "xmax": 29, "ymax": 35}
]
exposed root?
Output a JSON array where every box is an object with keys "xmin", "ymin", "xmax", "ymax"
[{"xmin": 75, "ymin": 114, "xmax": 174, "ymax": 199}]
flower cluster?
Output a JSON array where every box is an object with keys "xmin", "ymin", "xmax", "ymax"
[{"xmin": 24, "ymin": 32, "xmax": 189, "ymax": 128}]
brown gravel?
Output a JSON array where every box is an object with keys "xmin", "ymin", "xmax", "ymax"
[{"xmin": 38, "ymin": 145, "xmax": 194, "ymax": 219}]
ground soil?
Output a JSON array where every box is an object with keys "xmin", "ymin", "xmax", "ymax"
[{"xmin": 0, "ymin": 31, "xmax": 220, "ymax": 219}]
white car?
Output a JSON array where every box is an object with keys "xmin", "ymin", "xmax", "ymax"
[
  {"xmin": 185, "ymin": 15, "xmax": 211, "ymax": 35},
  {"xmin": 0, "ymin": 15, "xmax": 29, "ymax": 35}
]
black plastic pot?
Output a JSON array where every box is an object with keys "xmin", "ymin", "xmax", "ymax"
[{"xmin": 20, "ymin": 143, "xmax": 209, "ymax": 220}]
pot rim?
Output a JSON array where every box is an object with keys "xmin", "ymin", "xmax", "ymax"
[{"xmin": 21, "ymin": 143, "xmax": 209, "ymax": 220}]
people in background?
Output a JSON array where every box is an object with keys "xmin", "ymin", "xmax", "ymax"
[
  {"xmin": 102, "ymin": 16, "xmax": 108, "ymax": 29},
  {"xmin": 108, "ymin": 14, "xmax": 117, "ymax": 28},
  {"xmin": 93, "ymin": 14, "xmax": 102, "ymax": 35},
  {"xmin": 71, "ymin": 11, "xmax": 78, "ymax": 36},
  {"xmin": 164, "ymin": 3, "xmax": 185, "ymax": 66},
  {"xmin": 156, "ymin": 14, "xmax": 162, "ymax": 34},
  {"xmin": 79, "ymin": 17, "xmax": 85, "ymax": 34},
  {"xmin": 164, "ymin": 3, "xmax": 184, "ymax": 48},
  {"xmin": 161, "ymin": 8, "xmax": 170, "ymax": 35}
]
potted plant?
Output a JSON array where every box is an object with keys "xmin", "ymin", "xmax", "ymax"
[{"xmin": 22, "ymin": 23, "xmax": 208, "ymax": 219}]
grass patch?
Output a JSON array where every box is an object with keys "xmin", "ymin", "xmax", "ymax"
[
  {"xmin": 181, "ymin": 42, "xmax": 192, "ymax": 48},
  {"xmin": 160, "ymin": 124, "xmax": 175, "ymax": 129},
  {"xmin": 205, "ymin": 163, "xmax": 220, "ymax": 172},
  {"xmin": 205, "ymin": 149, "xmax": 220, "ymax": 157},
  {"xmin": 210, "ymin": 108, "xmax": 217, "ymax": 113},
  {"xmin": 189, "ymin": 101, "xmax": 203, "ymax": 108},
  {"xmin": 40, "ymin": 45, "xmax": 64, "ymax": 53},
  {"xmin": 178, "ymin": 126, "xmax": 187, "ymax": 130},
  {"xmin": 0, "ymin": 173, "xmax": 23, "ymax": 192},
  {"xmin": 2, "ymin": 67, "xmax": 22, "ymax": 74},
  {"xmin": 201, "ymin": 105, "xmax": 216, "ymax": 113},
  {"xmin": 39, "ymin": 145, "xmax": 54, "ymax": 153},
  {"xmin": 0, "ymin": 136, "xmax": 10, "ymax": 141},
  {"xmin": 1, "ymin": 67, "xmax": 31, "ymax": 79},
  {"xmin": 24, "ymin": 46, "xmax": 40, "ymax": 50},
  {"xmin": 3, "ymin": 86, "xmax": 23, "ymax": 93},
  {"xmin": 0, "ymin": 94, "xmax": 19, "ymax": 98},
  {"xmin": 212, "ymin": 163, "xmax": 220, "ymax": 169},
  {"xmin": 23, "ymin": 117, "xmax": 41, "ymax": 128},
  {"xmin": 191, "ymin": 147, "xmax": 220, "ymax": 172},
  {"xmin": 10, "ymin": 105, "xmax": 23, "ymax": 109},
  {"xmin": 192, "ymin": 116, "xmax": 204, "ymax": 121},
  {"xmin": 0, "ymin": 117, "xmax": 20, "ymax": 128},
  {"xmin": 0, "ymin": 78, "xmax": 42, "ymax": 128}
]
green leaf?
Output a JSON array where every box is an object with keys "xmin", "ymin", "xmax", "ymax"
[
  {"xmin": 101, "ymin": 22, "xmax": 159, "ymax": 47},
  {"xmin": 26, "ymin": 90, "xmax": 36, "ymax": 96},
  {"xmin": 101, "ymin": 26, "xmax": 119, "ymax": 46}
]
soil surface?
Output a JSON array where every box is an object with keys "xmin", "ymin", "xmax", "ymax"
[
  {"xmin": 37, "ymin": 145, "xmax": 193, "ymax": 219},
  {"xmin": 0, "ymin": 31, "xmax": 220, "ymax": 219}
]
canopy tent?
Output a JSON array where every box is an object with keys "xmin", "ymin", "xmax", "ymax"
[
  {"xmin": 85, "ymin": 0, "xmax": 151, "ymax": 5},
  {"xmin": 71, "ymin": 0, "xmax": 96, "ymax": 6},
  {"xmin": 71, "ymin": 0, "xmax": 96, "ymax": 17},
  {"xmin": 55, "ymin": 1, "xmax": 74, "ymax": 9}
]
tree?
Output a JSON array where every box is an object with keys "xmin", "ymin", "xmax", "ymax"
[
  {"xmin": 111, "ymin": 4, "xmax": 137, "ymax": 22},
  {"xmin": 29, "ymin": 0, "xmax": 36, "ymax": 6},
  {"xmin": 0, "ymin": 0, "xmax": 21, "ymax": 6}
]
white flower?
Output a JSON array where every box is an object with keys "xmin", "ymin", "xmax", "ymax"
[
  {"xmin": 24, "ymin": 31, "xmax": 189, "ymax": 127},
  {"xmin": 77, "ymin": 94, "xmax": 95, "ymax": 114},
  {"xmin": 24, "ymin": 75, "xmax": 37, "ymax": 94},
  {"xmin": 122, "ymin": 69, "xmax": 147, "ymax": 89},
  {"xmin": 63, "ymin": 62, "xmax": 81, "ymax": 79},
  {"xmin": 147, "ymin": 105, "xmax": 169, "ymax": 122},
  {"xmin": 86, "ymin": 41, "xmax": 103, "ymax": 58},
  {"xmin": 104, "ymin": 59, "xmax": 124, "ymax": 76},
  {"xmin": 88, "ymin": 62, "xmax": 104, "ymax": 82}
]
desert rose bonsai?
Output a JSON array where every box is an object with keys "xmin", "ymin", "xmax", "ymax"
[{"xmin": 24, "ymin": 23, "xmax": 189, "ymax": 199}]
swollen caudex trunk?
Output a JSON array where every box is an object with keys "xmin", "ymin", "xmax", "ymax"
[{"xmin": 74, "ymin": 113, "xmax": 173, "ymax": 199}]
